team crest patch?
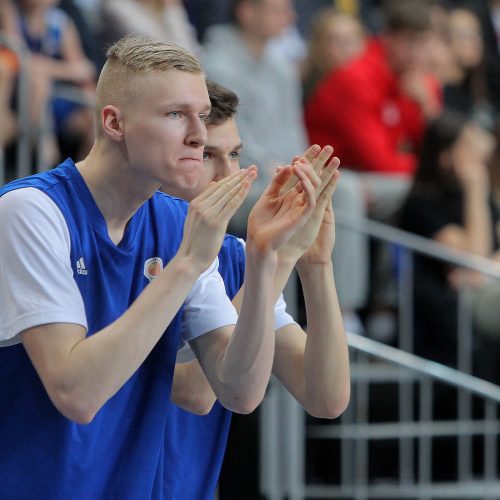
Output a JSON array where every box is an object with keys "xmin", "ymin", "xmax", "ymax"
[{"xmin": 144, "ymin": 257, "xmax": 163, "ymax": 282}]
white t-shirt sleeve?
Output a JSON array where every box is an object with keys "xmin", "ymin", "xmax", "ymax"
[
  {"xmin": 175, "ymin": 342, "xmax": 197, "ymax": 363},
  {"xmin": 274, "ymin": 292, "xmax": 297, "ymax": 330},
  {"xmin": 0, "ymin": 188, "xmax": 87, "ymax": 346},
  {"xmin": 180, "ymin": 258, "xmax": 238, "ymax": 344}
]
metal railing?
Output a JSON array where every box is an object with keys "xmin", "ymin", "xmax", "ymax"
[
  {"xmin": 260, "ymin": 211, "xmax": 500, "ymax": 500},
  {"xmin": 0, "ymin": 31, "xmax": 31, "ymax": 184}
]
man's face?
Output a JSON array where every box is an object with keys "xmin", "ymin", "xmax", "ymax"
[
  {"xmin": 167, "ymin": 117, "xmax": 242, "ymax": 201},
  {"xmin": 122, "ymin": 70, "xmax": 210, "ymax": 193}
]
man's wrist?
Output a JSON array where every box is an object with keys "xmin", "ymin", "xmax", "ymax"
[
  {"xmin": 245, "ymin": 239, "xmax": 279, "ymax": 270},
  {"xmin": 296, "ymin": 259, "xmax": 333, "ymax": 277},
  {"xmin": 167, "ymin": 253, "xmax": 209, "ymax": 283},
  {"xmin": 277, "ymin": 247, "xmax": 301, "ymax": 268}
]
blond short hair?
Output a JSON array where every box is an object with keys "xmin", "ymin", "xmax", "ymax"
[
  {"xmin": 105, "ymin": 34, "xmax": 203, "ymax": 74},
  {"xmin": 95, "ymin": 35, "xmax": 204, "ymax": 135}
]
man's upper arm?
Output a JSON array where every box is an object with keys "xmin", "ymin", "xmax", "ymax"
[
  {"xmin": 21, "ymin": 322, "xmax": 87, "ymax": 390},
  {"xmin": 0, "ymin": 188, "xmax": 87, "ymax": 345}
]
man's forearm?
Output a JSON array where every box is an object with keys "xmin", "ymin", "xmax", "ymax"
[
  {"xmin": 22, "ymin": 253, "xmax": 203, "ymax": 423},
  {"xmin": 232, "ymin": 252, "xmax": 295, "ymax": 311},
  {"xmin": 171, "ymin": 361, "xmax": 216, "ymax": 415},
  {"xmin": 200, "ymin": 244, "xmax": 278, "ymax": 413},
  {"xmin": 297, "ymin": 262, "xmax": 350, "ymax": 418}
]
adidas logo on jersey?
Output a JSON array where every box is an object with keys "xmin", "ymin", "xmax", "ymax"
[{"xmin": 76, "ymin": 257, "xmax": 88, "ymax": 275}]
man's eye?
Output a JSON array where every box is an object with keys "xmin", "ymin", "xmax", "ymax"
[
  {"xmin": 229, "ymin": 151, "xmax": 240, "ymax": 159},
  {"xmin": 168, "ymin": 111, "xmax": 180, "ymax": 118},
  {"xmin": 199, "ymin": 113, "xmax": 207, "ymax": 122},
  {"xmin": 203, "ymin": 152, "xmax": 211, "ymax": 161}
]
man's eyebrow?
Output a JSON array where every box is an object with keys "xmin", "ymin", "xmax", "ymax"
[
  {"xmin": 164, "ymin": 102, "xmax": 211, "ymax": 113},
  {"xmin": 204, "ymin": 142, "xmax": 243, "ymax": 151}
]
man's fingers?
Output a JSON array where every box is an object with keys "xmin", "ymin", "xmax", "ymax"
[
  {"xmin": 317, "ymin": 170, "xmax": 340, "ymax": 210},
  {"xmin": 217, "ymin": 176, "xmax": 255, "ymax": 221},
  {"xmin": 265, "ymin": 165, "xmax": 294, "ymax": 197},
  {"xmin": 198, "ymin": 169, "xmax": 257, "ymax": 221},
  {"xmin": 303, "ymin": 144, "xmax": 322, "ymax": 163},
  {"xmin": 195, "ymin": 167, "xmax": 254, "ymax": 208},
  {"xmin": 195, "ymin": 170, "xmax": 242, "ymax": 202},
  {"xmin": 311, "ymin": 145, "xmax": 335, "ymax": 175},
  {"xmin": 292, "ymin": 162, "xmax": 319, "ymax": 209},
  {"xmin": 316, "ymin": 156, "xmax": 340, "ymax": 195}
]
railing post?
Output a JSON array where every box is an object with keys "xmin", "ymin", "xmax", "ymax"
[
  {"xmin": 457, "ymin": 285, "xmax": 474, "ymax": 482},
  {"xmin": 0, "ymin": 34, "xmax": 31, "ymax": 180}
]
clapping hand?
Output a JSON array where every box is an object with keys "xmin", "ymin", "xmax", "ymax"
[
  {"xmin": 179, "ymin": 167, "xmax": 257, "ymax": 272},
  {"xmin": 277, "ymin": 145, "xmax": 340, "ymax": 263}
]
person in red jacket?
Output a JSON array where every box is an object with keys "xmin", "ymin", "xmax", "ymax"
[
  {"xmin": 305, "ymin": 0, "xmax": 441, "ymax": 176},
  {"xmin": 304, "ymin": 0, "xmax": 442, "ymax": 339}
]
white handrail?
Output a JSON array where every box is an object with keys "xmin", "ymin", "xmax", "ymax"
[
  {"xmin": 335, "ymin": 209, "xmax": 500, "ymax": 279},
  {"xmin": 347, "ymin": 332, "xmax": 500, "ymax": 402}
]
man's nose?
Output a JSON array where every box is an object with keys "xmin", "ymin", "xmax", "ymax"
[{"xmin": 185, "ymin": 117, "xmax": 207, "ymax": 147}]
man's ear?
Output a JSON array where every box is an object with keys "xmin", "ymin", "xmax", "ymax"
[{"xmin": 101, "ymin": 105, "xmax": 124, "ymax": 142}]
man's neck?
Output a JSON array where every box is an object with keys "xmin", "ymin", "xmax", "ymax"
[{"xmin": 76, "ymin": 147, "xmax": 154, "ymax": 245}]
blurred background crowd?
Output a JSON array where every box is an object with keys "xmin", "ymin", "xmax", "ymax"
[{"xmin": 2, "ymin": 0, "xmax": 500, "ymax": 496}]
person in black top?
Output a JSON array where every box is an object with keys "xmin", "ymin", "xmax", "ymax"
[{"xmin": 399, "ymin": 110, "xmax": 500, "ymax": 381}]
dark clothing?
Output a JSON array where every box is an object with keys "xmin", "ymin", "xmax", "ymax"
[{"xmin": 398, "ymin": 188, "xmax": 500, "ymax": 374}]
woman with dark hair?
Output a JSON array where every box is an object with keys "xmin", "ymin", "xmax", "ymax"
[
  {"xmin": 443, "ymin": 6, "xmax": 497, "ymax": 130},
  {"xmin": 399, "ymin": 110, "xmax": 500, "ymax": 381}
]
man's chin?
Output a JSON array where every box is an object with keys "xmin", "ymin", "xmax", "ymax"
[{"xmin": 163, "ymin": 181, "xmax": 200, "ymax": 201}]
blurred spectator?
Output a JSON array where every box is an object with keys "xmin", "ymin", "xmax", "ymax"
[
  {"xmin": 0, "ymin": 48, "xmax": 16, "ymax": 148},
  {"xmin": 464, "ymin": 0, "xmax": 500, "ymax": 112},
  {"xmin": 443, "ymin": 6, "xmax": 497, "ymax": 130},
  {"xmin": 184, "ymin": 0, "xmax": 232, "ymax": 42},
  {"xmin": 59, "ymin": 0, "xmax": 104, "ymax": 71},
  {"xmin": 424, "ymin": 1, "xmax": 459, "ymax": 85},
  {"xmin": 304, "ymin": 0, "xmax": 442, "ymax": 340},
  {"xmin": 295, "ymin": 0, "xmax": 385, "ymax": 38},
  {"xmin": 491, "ymin": 120, "xmax": 500, "ymax": 204},
  {"xmin": 267, "ymin": 23, "xmax": 307, "ymax": 72},
  {"xmin": 0, "ymin": 0, "xmax": 15, "ymax": 35},
  {"xmin": 305, "ymin": 0, "xmax": 441, "ymax": 177},
  {"xmin": 13, "ymin": 0, "xmax": 96, "ymax": 165},
  {"xmin": 101, "ymin": 0, "xmax": 201, "ymax": 55},
  {"xmin": 302, "ymin": 7, "xmax": 367, "ymax": 102},
  {"xmin": 490, "ymin": 0, "xmax": 500, "ymax": 50},
  {"xmin": 201, "ymin": 0, "xmax": 308, "ymax": 198},
  {"xmin": 398, "ymin": 110, "xmax": 500, "ymax": 382}
]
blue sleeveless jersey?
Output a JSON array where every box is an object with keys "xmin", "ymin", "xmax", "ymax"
[
  {"xmin": 163, "ymin": 235, "xmax": 246, "ymax": 499},
  {"xmin": 0, "ymin": 159, "xmax": 190, "ymax": 499}
]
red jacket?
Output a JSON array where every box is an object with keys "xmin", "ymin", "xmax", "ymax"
[{"xmin": 304, "ymin": 39, "xmax": 441, "ymax": 175}]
